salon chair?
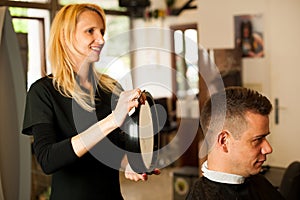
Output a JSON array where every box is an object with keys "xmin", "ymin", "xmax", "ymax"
[{"xmin": 279, "ymin": 161, "xmax": 300, "ymax": 200}]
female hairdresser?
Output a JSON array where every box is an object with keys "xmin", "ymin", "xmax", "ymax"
[{"xmin": 22, "ymin": 3, "xmax": 157, "ymax": 199}]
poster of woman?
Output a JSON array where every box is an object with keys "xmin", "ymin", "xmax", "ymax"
[{"xmin": 235, "ymin": 14, "xmax": 264, "ymax": 58}]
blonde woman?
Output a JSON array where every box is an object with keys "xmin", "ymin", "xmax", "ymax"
[{"xmin": 22, "ymin": 3, "xmax": 152, "ymax": 199}]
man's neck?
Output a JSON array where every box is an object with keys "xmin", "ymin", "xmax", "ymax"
[{"xmin": 202, "ymin": 161, "xmax": 245, "ymax": 184}]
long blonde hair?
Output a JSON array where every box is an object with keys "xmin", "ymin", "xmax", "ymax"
[{"xmin": 48, "ymin": 3, "xmax": 120, "ymax": 111}]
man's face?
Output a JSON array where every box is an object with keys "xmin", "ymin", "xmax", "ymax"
[{"xmin": 228, "ymin": 112, "xmax": 273, "ymax": 177}]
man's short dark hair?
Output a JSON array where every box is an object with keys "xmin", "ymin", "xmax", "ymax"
[{"xmin": 200, "ymin": 86, "xmax": 272, "ymax": 141}]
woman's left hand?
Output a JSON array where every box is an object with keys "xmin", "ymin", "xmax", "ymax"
[{"xmin": 124, "ymin": 164, "xmax": 160, "ymax": 182}]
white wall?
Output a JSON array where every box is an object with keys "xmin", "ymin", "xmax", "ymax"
[{"xmin": 267, "ymin": 0, "xmax": 300, "ymax": 167}]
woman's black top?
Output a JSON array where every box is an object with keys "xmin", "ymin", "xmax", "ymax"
[{"xmin": 22, "ymin": 76, "xmax": 125, "ymax": 200}]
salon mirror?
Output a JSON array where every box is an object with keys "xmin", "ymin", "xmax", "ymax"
[{"xmin": 123, "ymin": 91, "xmax": 160, "ymax": 174}]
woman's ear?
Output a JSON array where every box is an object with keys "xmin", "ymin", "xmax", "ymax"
[{"xmin": 217, "ymin": 131, "xmax": 230, "ymax": 153}]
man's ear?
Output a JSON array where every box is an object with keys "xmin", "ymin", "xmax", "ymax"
[{"xmin": 217, "ymin": 131, "xmax": 230, "ymax": 153}]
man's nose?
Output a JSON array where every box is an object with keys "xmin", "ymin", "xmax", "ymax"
[{"xmin": 261, "ymin": 139, "xmax": 273, "ymax": 154}]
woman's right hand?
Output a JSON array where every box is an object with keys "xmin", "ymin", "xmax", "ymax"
[{"xmin": 112, "ymin": 88, "xmax": 143, "ymax": 127}]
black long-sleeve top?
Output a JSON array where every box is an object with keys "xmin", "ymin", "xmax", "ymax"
[{"xmin": 22, "ymin": 76, "xmax": 125, "ymax": 200}]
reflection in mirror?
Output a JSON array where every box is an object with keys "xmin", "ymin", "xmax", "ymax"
[{"xmin": 139, "ymin": 101, "xmax": 154, "ymax": 169}]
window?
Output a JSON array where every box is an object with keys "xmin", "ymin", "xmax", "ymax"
[
  {"xmin": 171, "ymin": 24, "xmax": 199, "ymax": 98},
  {"xmin": 10, "ymin": 7, "xmax": 50, "ymax": 89}
]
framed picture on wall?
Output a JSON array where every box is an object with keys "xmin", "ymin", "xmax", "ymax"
[{"xmin": 234, "ymin": 14, "xmax": 264, "ymax": 58}]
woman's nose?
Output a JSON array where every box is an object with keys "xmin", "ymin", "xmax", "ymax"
[{"xmin": 95, "ymin": 32, "xmax": 104, "ymax": 45}]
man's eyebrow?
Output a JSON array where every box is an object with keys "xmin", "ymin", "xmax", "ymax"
[{"xmin": 253, "ymin": 132, "xmax": 271, "ymax": 139}]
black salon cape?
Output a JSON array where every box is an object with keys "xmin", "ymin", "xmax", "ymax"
[
  {"xmin": 22, "ymin": 76, "xmax": 125, "ymax": 200},
  {"xmin": 186, "ymin": 174, "xmax": 285, "ymax": 200}
]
